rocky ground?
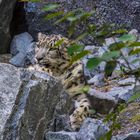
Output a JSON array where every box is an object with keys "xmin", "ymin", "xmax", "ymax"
[
  {"xmin": 114, "ymin": 102, "xmax": 140, "ymax": 136},
  {"xmin": 0, "ymin": 0, "xmax": 140, "ymax": 140},
  {"xmin": 0, "ymin": 29, "xmax": 140, "ymax": 140}
]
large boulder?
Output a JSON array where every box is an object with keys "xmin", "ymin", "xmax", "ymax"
[
  {"xmin": 24, "ymin": 0, "xmax": 140, "ymax": 42},
  {"xmin": 77, "ymin": 118, "xmax": 109, "ymax": 140},
  {"xmin": 45, "ymin": 118, "xmax": 109, "ymax": 140},
  {"xmin": 112, "ymin": 133, "xmax": 140, "ymax": 140},
  {"xmin": 0, "ymin": 63, "xmax": 71, "ymax": 140},
  {"xmin": 9, "ymin": 32, "xmax": 37, "ymax": 67},
  {"xmin": 0, "ymin": 0, "xmax": 17, "ymax": 53},
  {"xmin": 45, "ymin": 131, "xmax": 77, "ymax": 140},
  {"xmin": 87, "ymin": 89, "xmax": 118, "ymax": 114},
  {"xmin": 0, "ymin": 63, "xmax": 21, "ymax": 138}
]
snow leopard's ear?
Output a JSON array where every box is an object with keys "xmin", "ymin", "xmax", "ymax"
[{"xmin": 37, "ymin": 32, "xmax": 45, "ymax": 41}]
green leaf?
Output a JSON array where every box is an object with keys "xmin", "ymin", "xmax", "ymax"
[
  {"xmin": 53, "ymin": 39, "xmax": 65, "ymax": 48},
  {"xmin": 55, "ymin": 9, "xmax": 93, "ymax": 25},
  {"xmin": 112, "ymin": 29, "xmax": 128, "ymax": 34},
  {"xmin": 75, "ymin": 32, "xmax": 88, "ymax": 42},
  {"xmin": 19, "ymin": 0, "xmax": 40, "ymax": 2},
  {"xmin": 100, "ymin": 130, "xmax": 112, "ymax": 140},
  {"xmin": 131, "ymin": 68, "xmax": 140, "ymax": 77},
  {"xmin": 67, "ymin": 44, "xmax": 84, "ymax": 56},
  {"xmin": 101, "ymin": 51, "xmax": 120, "ymax": 61},
  {"xmin": 67, "ymin": 10, "xmax": 94, "ymax": 23},
  {"xmin": 87, "ymin": 24, "xmax": 97, "ymax": 33},
  {"xmin": 42, "ymin": 4, "xmax": 60, "ymax": 12},
  {"xmin": 30, "ymin": 0, "xmax": 40, "ymax": 1},
  {"xmin": 104, "ymin": 60, "xmax": 117, "ymax": 77},
  {"xmin": 129, "ymin": 42, "xmax": 140, "ymax": 47},
  {"xmin": 67, "ymin": 16, "xmax": 78, "ymax": 22},
  {"xmin": 70, "ymin": 50, "xmax": 90, "ymax": 64},
  {"xmin": 79, "ymin": 10, "xmax": 95, "ymax": 21},
  {"xmin": 119, "ymin": 34, "xmax": 137, "ymax": 42},
  {"xmin": 54, "ymin": 9, "xmax": 78, "ymax": 24},
  {"xmin": 131, "ymin": 58, "xmax": 140, "ymax": 64},
  {"xmin": 94, "ymin": 23, "xmax": 113, "ymax": 38},
  {"xmin": 118, "ymin": 103, "xmax": 126, "ymax": 112},
  {"xmin": 128, "ymin": 92, "xmax": 140, "ymax": 103},
  {"xmin": 86, "ymin": 57, "xmax": 102, "ymax": 70},
  {"xmin": 109, "ymin": 42, "xmax": 126, "ymax": 51},
  {"xmin": 129, "ymin": 48, "xmax": 140, "ymax": 55},
  {"xmin": 113, "ymin": 123, "xmax": 121, "ymax": 129},
  {"xmin": 104, "ymin": 111, "xmax": 114, "ymax": 122},
  {"xmin": 81, "ymin": 85, "xmax": 90, "ymax": 93},
  {"xmin": 131, "ymin": 114, "xmax": 140, "ymax": 122},
  {"xmin": 45, "ymin": 11, "xmax": 64, "ymax": 20},
  {"xmin": 67, "ymin": 22, "xmax": 76, "ymax": 37},
  {"xmin": 95, "ymin": 30, "xmax": 109, "ymax": 37}
]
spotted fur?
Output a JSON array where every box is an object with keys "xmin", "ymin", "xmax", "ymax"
[
  {"xmin": 35, "ymin": 33, "xmax": 91, "ymax": 130},
  {"xmin": 70, "ymin": 94, "xmax": 91, "ymax": 130}
]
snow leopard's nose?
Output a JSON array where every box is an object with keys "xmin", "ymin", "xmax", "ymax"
[{"xmin": 35, "ymin": 47, "xmax": 46, "ymax": 60}]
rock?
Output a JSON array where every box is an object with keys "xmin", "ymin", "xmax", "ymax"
[
  {"xmin": 87, "ymin": 73, "xmax": 105, "ymax": 87},
  {"xmin": 88, "ymin": 89, "xmax": 118, "ymax": 114},
  {"xmin": 94, "ymin": 0, "xmax": 140, "ymax": 31},
  {"xmin": 0, "ymin": 0, "xmax": 16, "ymax": 53},
  {"xmin": 82, "ymin": 45, "xmax": 101, "ymax": 80},
  {"xmin": 118, "ymin": 77, "xmax": 135, "ymax": 86},
  {"xmin": 113, "ymin": 103, "xmax": 140, "ymax": 138},
  {"xmin": 112, "ymin": 132, "xmax": 140, "ymax": 140},
  {"xmin": 0, "ymin": 63, "xmax": 71, "ymax": 140},
  {"xmin": 45, "ymin": 118, "xmax": 109, "ymax": 140},
  {"xmin": 118, "ymin": 29, "xmax": 140, "ymax": 71},
  {"xmin": 107, "ymin": 76, "xmax": 140, "ymax": 102},
  {"xmin": 104, "ymin": 37, "xmax": 118, "ymax": 48},
  {"xmin": 93, "ymin": 29, "xmax": 140, "ymax": 77},
  {"xmin": 51, "ymin": 115, "xmax": 72, "ymax": 132},
  {"xmin": 77, "ymin": 118, "xmax": 109, "ymax": 140},
  {"xmin": 82, "ymin": 45, "xmax": 106, "ymax": 81},
  {"xmin": 45, "ymin": 131, "xmax": 77, "ymax": 140},
  {"xmin": 10, "ymin": 32, "xmax": 33, "ymax": 55},
  {"xmin": 84, "ymin": 45, "xmax": 98, "ymax": 59},
  {"xmin": 107, "ymin": 86, "xmax": 134, "ymax": 102},
  {"xmin": 88, "ymin": 76, "xmax": 140, "ymax": 107},
  {"xmin": 9, "ymin": 32, "xmax": 37, "ymax": 67},
  {"xmin": 0, "ymin": 63, "xmax": 21, "ymax": 138},
  {"xmin": 84, "ymin": 30, "xmax": 140, "ymax": 108},
  {"xmin": 24, "ymin": 1, "xmax": 140, "ymax": 42},
  {"xmin": 88, "ymin": 77, "xmax": 136, "ymax": 106}
]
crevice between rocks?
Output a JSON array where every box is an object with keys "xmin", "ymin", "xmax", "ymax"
[{"xmin": 10, "ymin": 1, "xmax": 28, "ymax": 50}]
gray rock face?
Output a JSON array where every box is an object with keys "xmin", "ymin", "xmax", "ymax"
[
  {"xmin": 87, "ymin": 73, "xmax": 105, "ymax": 87},
  {"xmin": 24, "ymin": 0, "xmax": 140, "ymax": 41},
  {"xmin": 77, "ymin": 118, "xmax": 109, "ymax": 140},
  {"xmin": 112, "ymin": 133, "xmax": 140, "ymax": 140},
  {"xmin": 9, "ymin": 32, "xmax": 37, "ymax": 67},
  {"xmin": 45, "ymin": 131, "xmax": 77, "ymax": 140},
  {"xmin": 88, "ymin": 89, "xmax": 118, "ymax": 114},
  {"xmin": 45, "ymin": 118, "xmax": 109, "ymax": 140},
  {"xmin": 94, "ymin": 0, "xmax": 140, "ymax": 29},
  {"xmin": 0, "ymin": 64, "xmax": 21, "ymax": 138},
  {"xmin": 0, "ymin": 63, "xmax": 71, "ymax": 140},
  {"xmin": 51, "ymin": 115, "xmax": 72, "ymax": 132},
  {"xmin": 0, "ymin": 0, "xmax": 16, "ymax": 53},
  {"xmin": 87, "ymin": 78, "xmax": 138, "ymax": 113},
  {"xmin": 84, "ymin": 30, "xmax": 140, "ymax": 110}
]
